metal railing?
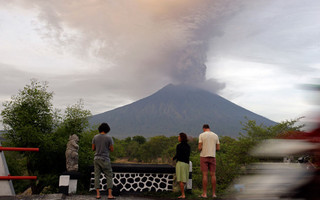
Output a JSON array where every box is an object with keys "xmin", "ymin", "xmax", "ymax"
[{"xmin": 0, "ymin": 146, "xmax": 39, "ymax": 180}]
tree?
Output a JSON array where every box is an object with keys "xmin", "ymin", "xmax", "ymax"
[
  {"xmin": 1, "ymin": 80, "xmax": 56, "ymax": 147},
  {"xmin": 132, "ymin": 135, "xmax": 146, "ymax": 145},
  {"xmin": 1, "ymin": 80, "xmax": 58, "ymax": 193},
  {"xmin": 62, "ymin": 99, "xmax": 91, "ymax": 136},
  {"xmin": 1, "ymin": 80, "xmax": 92, "ymax": 194}
]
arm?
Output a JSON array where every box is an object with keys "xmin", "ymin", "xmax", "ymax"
[
  {"xmin": 92, "ymin": 143, "xmax": 96, "ymax": 151},
  {"xmin": 172, "ymin": 155, "xmax": 177, "ymax": 161},
  {"xmin": 216, "ymin": 143, "xmax": 220, "ymax": 151},
  {"xmin": 109, "ymin": 137, "xmax": 114, "ymax": 152},
  {"xmin": 198, "ymin": 142, "xmax": 203, "ymax": 152},
  {"xmin": 109, "ymin": 145, "xmax": 114, "ymax": 152}
]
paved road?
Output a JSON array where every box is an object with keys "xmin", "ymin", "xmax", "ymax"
[
  {"xmin": 12, "ymin": 194, "xmax": 165, "ymax": 200},
  {"xmin": 65, "ymin": 195, "xmax": 160, "ymax": 200},
  {"xmin": 1, "ymin": 194, "xmax": 226, "ymax": 200}
]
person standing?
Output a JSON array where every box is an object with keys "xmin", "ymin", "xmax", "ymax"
[
  {"xmin": 173, "ymin": 132, "xmax": 191, "ymax": 199},
  {"xmin": 198, "ymin": 124, "xmax": 220, "ymax": 198},
  {"xmin": 92, "ymin": 122, "xmax": 115, "ymax": 199}
]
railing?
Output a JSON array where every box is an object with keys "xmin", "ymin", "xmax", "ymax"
[
  {"xmin": 0, "ymin": 146, "xmax": 39, "ymax": 181},
  {"xmin": 0, "ymin": 176, "xmax": 37, "ymax": 180},
  {"xmin": 0, "ymin": 147, "xmax": 39, "ymax": 152},
  {"xmin": 0, "ymin": 145, "xmax": 39, "ymax": 196}
]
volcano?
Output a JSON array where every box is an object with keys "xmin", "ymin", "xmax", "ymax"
[{"xmin": 90, "ymin": 84, "xmax": 276, "ymax": 138}]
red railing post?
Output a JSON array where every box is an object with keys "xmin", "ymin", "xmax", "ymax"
[
  {"xmin": 0, "ymin": 176, "xmax": 37, "ymax": 180},
  {"xmin": 0, "ymin": 147, "xmax": 39, "ymax": 152}
]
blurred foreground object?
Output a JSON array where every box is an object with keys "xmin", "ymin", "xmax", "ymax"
[{"xmin": 229, "ymin": 125, "xmax": 320, "ymax": 199}]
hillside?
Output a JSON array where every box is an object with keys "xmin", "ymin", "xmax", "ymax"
[{"xmin": 90, "ymin": 84, "xmax": 276, "ymax": 137}]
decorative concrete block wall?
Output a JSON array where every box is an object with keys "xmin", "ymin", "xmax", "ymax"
[{"xmin": 89, "ymin": 163, "xmax": 175, "ymax": 192}]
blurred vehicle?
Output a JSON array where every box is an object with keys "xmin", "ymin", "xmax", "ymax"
[{"xmin": 229, "ymin": 125, "xmax": 320, "ymax": 200}]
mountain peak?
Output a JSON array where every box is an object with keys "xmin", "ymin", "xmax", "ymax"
[{"xmin": 90, "ymin": 85, "xmax": 276, "ymax": 138}]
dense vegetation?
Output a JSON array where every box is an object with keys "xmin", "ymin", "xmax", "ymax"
[
  {"xmin": 1, "ymin": 80, "xmax": 303, "ymax": 195},
  {"xmin": 1, "ymin": 80, "xmax": 91, "ymax": 194}
]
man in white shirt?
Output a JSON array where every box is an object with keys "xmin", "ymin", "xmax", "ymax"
[{"xmin": 198, "ymin": 124, "xmax": 220, "ymax": 198}]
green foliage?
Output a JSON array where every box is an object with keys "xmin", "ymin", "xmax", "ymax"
[
  {"xmin": 111, "ymin": 137, "xmax": 126, "ymax": 160},
  {"xmin": 132, "ymin": 135, "xmax": 146, "ymax": 144},
  {"xmin": 1, "ymin": 80, "xmax": 91, "ymax": 194},
  {"xmin": 1, "ymin": 80, "xmax": 57, "ymax": 193},
  {"xmin": 3, "ymin": 151, "xmax": 29, "ymax": 193},
  {"xmin": 239, "ymin": 117, "xmax": 303, "ymax": 141},
  {"xmin": 1, "ymin": 80, "xmax": 55, "ymax": 148},
  {"xmin": 78, "ymin": 129, "xmax": 95, "ymax": 170},
  {"xmin": 138, "ymin": 136, "xmax": 178, "ymax": 163},
  {"xmin": 189, "ymin": 151, "xmax": 201, "ymax": 189},
  {"xmin": 76, "ymin": 129, "xmax": 96, "ymax": 191},
  {"xmin": 62, "ymin": 99, "xmax": 91, "ymax": 137}
]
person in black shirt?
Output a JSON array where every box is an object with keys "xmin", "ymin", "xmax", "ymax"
[{"xmin": 173, "ymin": 132, "xmax": 191, "ymax": 199}]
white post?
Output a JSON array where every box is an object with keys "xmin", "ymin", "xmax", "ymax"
[
  {"xmin": 186, "ymin": 161, "xmax": 192, "ymax": 190},
  {"xmin": 0, "ymin": 142, "xmax": 15, "ymax": 197},
  {"xmin": 59, "ymin": 175, "xmax": 70, "ymax": 195}
]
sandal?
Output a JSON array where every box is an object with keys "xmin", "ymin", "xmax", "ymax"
[{"xmin": 198, "ymin": 194, "xmax": 207, "ymax": 198}]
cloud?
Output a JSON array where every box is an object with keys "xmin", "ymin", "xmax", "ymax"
[
  {"xmin": 208, "ymin": 0, "xmax": 320, "ymax": 75},
  {"xmin": 1, "ymin": 0, "xmax": 319, "ymax": 124},
  {"xmin": 0, "ymin": 63, "xmax": 34, "ymax": 96},
  {"xmin": 2, "ymin": 0, "xmax": 240, "ymax": 92}
]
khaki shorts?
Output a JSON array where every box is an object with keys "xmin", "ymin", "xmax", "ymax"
[
  {"xmin": 200, "ymin": 157, "xmax": 216, "ymax": 172},
  {"xmin": 94, "ymin": 159, "xmax": 113, "ymax": 189}
]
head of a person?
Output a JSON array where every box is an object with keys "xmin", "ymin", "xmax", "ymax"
[
  {"xmin": 98, "ymin": 123, "xmax": 110, "ymax": 134},
  {"xmin": 203, "ymin": 124, "xmax": 210, "ymax": 131},
  {"xmin": 179, "ymin": 132, "xmax": 188, "ymax": 142}
]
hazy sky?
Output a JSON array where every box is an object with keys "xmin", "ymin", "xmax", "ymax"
[{"xmin": 0, "ymin": 0, "xmax": 319, "ymax": 128}]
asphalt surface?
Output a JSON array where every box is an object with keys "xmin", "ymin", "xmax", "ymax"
[
  {"xmin": 1, "ymin": 193, "xmax": 228, "ymax": 200},
  {"xmin": 7, "ymin": 194, "xmax": 163, "ymax": 200}
]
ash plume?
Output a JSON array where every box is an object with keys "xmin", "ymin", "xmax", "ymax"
[{"xmin": 3, "ymin": 0, "xmax": 240, "ymax": 93}]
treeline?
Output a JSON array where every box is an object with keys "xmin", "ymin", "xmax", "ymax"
[
  {"xmin": 111, "ymin": 135, "xmax": 197, "ymax": 163},
  {"xmin": 1, "ymin": 80, "xmax": 304, "ymax": 195}
]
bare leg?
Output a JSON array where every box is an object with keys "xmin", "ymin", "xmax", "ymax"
[
  {"xmin": 178, "ymin": 182, "xmax": 185, "ymax": 198},
  {"xmin": 107, "ymin": 188, "xmax": 114, "ymax": 199},
  {"xmin": 96, "ymin": 189, "xmax": 100, "ymax": 198},
  {"xmin": 201, "ymin": 171, "xmax": 208, "ymax": 197},
  {"xmin": 211, "ymin": 172, "xmax": 216, "ymax": 197}
]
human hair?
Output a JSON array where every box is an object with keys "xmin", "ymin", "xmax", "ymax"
[
  {"xmin": 98, "ymin": 122, "xmax": 110, "ymax": 133},
  {"xmin": 179, "ymin": 132, "xmax": 188, "ymax": 142},
  {"xmin": 203, "ymin": 124, "xmax": 210, "ymax": 129}
]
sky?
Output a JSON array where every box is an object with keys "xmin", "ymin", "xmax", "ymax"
[{"xmin": 0, "ymin": 0, "xmax": 319, "ymax": 129}]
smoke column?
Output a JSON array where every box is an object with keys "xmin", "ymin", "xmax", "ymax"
[{"xmin": 6, "ymin": 0, "xmax": 239, "ymax": 91}]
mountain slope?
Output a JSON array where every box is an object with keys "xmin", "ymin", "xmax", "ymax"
[{"xmin": 90, "ymin": 84, "xmax": 276, "ymax": 137}]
